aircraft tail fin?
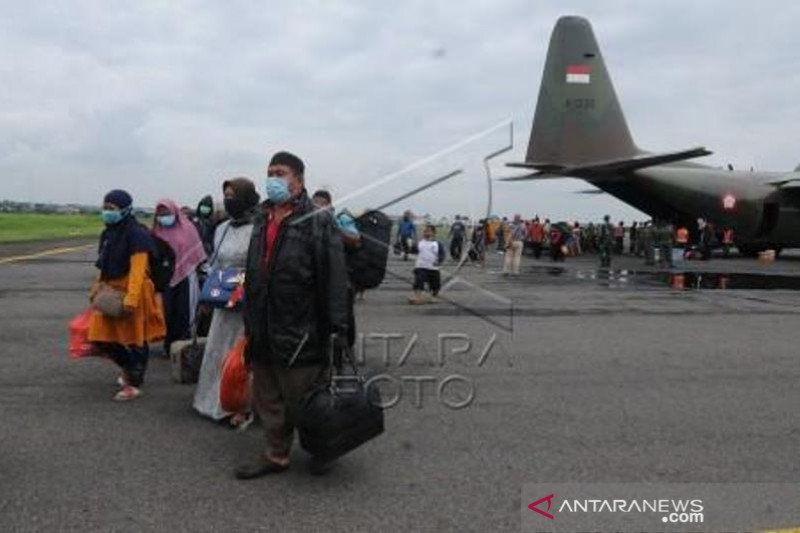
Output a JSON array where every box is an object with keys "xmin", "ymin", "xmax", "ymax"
[{"xmin": 522, "ymin": 16, "xmax": 638, "ymax": 168}]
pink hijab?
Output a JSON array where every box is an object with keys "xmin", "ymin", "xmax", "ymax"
[{"xmin": 152, "ymin": 199, "xmax": 207, "ymax": 287}]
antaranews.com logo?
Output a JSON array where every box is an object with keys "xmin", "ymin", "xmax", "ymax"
[
  {"xmin": 521, "ymin": 483, "xmax": 799, "ymax": 533},
  {"xmin": 528, "ymin": 493, "xmax": 704, "ymax": 525}
]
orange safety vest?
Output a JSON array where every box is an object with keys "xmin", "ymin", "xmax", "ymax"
[{"xmin": 676, "ymin": 227, "xmax": 689, "ymax": 244}]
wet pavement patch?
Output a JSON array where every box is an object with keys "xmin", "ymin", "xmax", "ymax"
[
  {"xmin": 526, "ymin": 265, "xmax": 800, "ymax": 290},
  {"xmin": 657, "ymin": 272, "xmax": 800, "ymax": 291}
]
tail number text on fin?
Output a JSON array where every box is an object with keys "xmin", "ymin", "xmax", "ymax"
[{"xmin": 565, "ymin": 98, "xmax": 595, "ymax": 110}]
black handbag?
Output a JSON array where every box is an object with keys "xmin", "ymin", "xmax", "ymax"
[{"xmin": 297, "ymin": 337, "xmax": 384, "ymax": 462}]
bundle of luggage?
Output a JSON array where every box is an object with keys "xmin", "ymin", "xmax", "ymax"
[{"xmin": 170, "ymin": 336, "xmax": 206, "ymax": 384}]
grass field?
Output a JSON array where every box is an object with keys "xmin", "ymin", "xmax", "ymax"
[{"xmin": 0, "ymin": 213, "xmax": 104, "ymax": 243}]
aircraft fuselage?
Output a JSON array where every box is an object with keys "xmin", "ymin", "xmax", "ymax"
[{"xmin": 591, "ymin": 163, "xmax": 800, "ymax": 246}]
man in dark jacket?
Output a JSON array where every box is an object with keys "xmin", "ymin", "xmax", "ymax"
[{"xmin": 236, "ymin": 151, "xmax": 350, "ymax": 479}]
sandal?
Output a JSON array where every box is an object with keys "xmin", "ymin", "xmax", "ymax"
[{"xmin": 229, "ymin": 413, "xmax": 254, "ymax": 432}]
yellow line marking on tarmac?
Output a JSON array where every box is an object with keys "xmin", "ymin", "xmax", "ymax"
[
  {"xmin": 761, "ymin": 527, "xmax": 800, "ymax": 533},
  {"xmin": 0, "ymin": 244, "xmax": 93, "ymax": 265}
]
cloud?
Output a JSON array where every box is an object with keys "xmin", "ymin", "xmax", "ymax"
[{"xmin": 1, "ymin": 1, "xmax": 798, "ymax": 221}]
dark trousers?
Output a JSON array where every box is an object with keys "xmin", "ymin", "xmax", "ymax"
[
  {"xmin": 660, "ymin": 244, "xmax": 675, "ymax": 267},
  {"xmin": 600, "ymin": 245, "xmax": 612, "ymax": 267},
  {"xmin": 550, "ymin": 243, "xmax": 565, "ymax": 262},
  {"xmin": 347, "ymin": 287, "xmax": 356, "ymax": 348},
  {"xmin": 251, "ymin": 363, "xmax": 327, "ymax": 458},
  {"xmin": 450, "ymin": 237, "xmax": 464, "ymax": 261},
  {"xmin": 413, "ymin": 268, "xmax": 441, "ymax": 295},
  {"xmin": 398, "ymin": 235, "xmax": 416, "ymax": 260},
  {"xmin": 162, "ymin": 276, "xmax": 191, "ymax": 355},
  {"xmin": 96, "ymin": 342, "xmax": 149, "ymax": 387}
]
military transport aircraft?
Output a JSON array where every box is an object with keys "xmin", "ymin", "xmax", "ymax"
[{"xmin": 502, "ymin": 15, "xmax": 800, "ymax": 256}]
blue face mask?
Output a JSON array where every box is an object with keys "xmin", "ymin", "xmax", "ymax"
[
  {"xmin": 198, "ymin": 205, "xmax": 212, "ymax": 216},
  {"xmin": 265, "ymin": 177, "xmax": 291, "ymax": 204},
  {"xmin": 101, "ymin": 207, "xmax": 129, "ymax": 226},
  {"xmin": 157, "ymin": 214, "xmax": 177, "ymax": 228}
]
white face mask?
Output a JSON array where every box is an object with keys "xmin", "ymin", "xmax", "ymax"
[{"xmin": 157, "ymin": 214, "xmax": 176, "ymax": 227}]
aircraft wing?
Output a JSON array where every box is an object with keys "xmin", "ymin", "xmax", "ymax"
[
  {"xmin": 497, "ymin": 171, "xmax": 565, "ymax": 181},
  {"xmin": 500, "ymin": 147, "xmax": 711, "ymax": 181},
  {"xmin": 766, "ymin": 177, "xmax": 800, "ymax": 189},
  {"xmin": 764, "ymin": 176, "xmax": 800, "ymax": 207}
]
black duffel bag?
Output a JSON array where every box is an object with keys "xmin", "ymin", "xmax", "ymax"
[
  {"xmin": 297, "ymin": 338, "xmax": 384, "ymax": 463},
  {"xmin": 346, "ymin": 210, "xmax": 392, "ymax": 290}
]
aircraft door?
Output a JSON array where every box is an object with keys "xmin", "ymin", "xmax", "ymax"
[{"xmin": 756, "ymin": 201, "xmax": 779, "ymax": 237}]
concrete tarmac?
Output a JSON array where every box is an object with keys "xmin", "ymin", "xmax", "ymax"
[{"xmin": 0, "ymin": 244, "xmax": 798, "ymax": 531}]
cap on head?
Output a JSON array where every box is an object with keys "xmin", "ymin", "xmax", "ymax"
[
  {"xmin": 312, "ymin": 189, "xmax": 332, "ymax": 205},
  {"xmin": 269, "ymin": 151, "xmax": 305, "ymax": 179},
  {"xmin": 104, "ymin": 189, "xmax": 133, "ymax": 209}
]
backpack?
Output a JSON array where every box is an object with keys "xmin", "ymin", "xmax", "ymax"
[
  {"xmin": 345, "ymin": 210, "xmax": 392, "ymax": 290},
  {"xmin": 149, "ymin": 234, "xmax": 176, "ymax": 292}
]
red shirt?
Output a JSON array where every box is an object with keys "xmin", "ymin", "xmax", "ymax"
[
  {"xmin": 529, "ymin": 222, "xmax": 545, "ymax": 242},
  {"xmin": 263, "ymin": 205, "xmax": 293, "ymax": 267}
]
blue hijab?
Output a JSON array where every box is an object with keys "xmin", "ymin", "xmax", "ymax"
[{"xmin": 96, "ymin": 190, "xmax": 154, "ymax": 280}]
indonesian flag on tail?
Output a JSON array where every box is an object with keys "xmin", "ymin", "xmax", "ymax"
[{"xmin": 566, "ymin": 64, "xmax": 591, "ymax": 84}]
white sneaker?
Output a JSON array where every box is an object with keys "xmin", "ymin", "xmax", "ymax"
[{"xmin": 113, "ymin": 385, "xmax": 141, "ymax": 402}]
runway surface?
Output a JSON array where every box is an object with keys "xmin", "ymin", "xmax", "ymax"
[{"xmin": 1, "ymin": 241, "xmax": 798, "ymax": 531}]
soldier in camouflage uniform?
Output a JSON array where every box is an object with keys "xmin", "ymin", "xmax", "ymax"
[
  {"xmin": 658, "ymin": 220, "xmax": 675, "ymax": 268},
  {"xmin": 642, "ymin": 221, "xmax": 656, "ymax": 266},
  {"xmin": 598, "ymin": 215, "xmax": 614, "ymax": 268}
]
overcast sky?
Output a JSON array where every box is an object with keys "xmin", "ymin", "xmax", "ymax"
[{"xmin": 2, "ymin": 1, "xmax": 799, "ymax": 221}]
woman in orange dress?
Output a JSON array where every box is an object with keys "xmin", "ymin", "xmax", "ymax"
[{"xmin": 88, "ymin": 190, "xmax": 166, "ymax": 401}]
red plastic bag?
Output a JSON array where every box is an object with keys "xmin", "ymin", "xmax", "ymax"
[
  {"xmin": 68, "ymin": 309, "xmax": 95, "ymax": 359},
  {"xmin": 220, "ymin": 337, "xmax": 250, "ymax": 414}
]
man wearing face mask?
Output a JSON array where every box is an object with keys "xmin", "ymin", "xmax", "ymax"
[{"xmin": 237, "ymin": 151, "xmax": 350, "ymax": 479}]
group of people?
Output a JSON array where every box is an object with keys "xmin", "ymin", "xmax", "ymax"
[
  {"xmin": 400, "ymin": 214, "xmax": 737, "ymax": 274},
  {"xmin": 86, "ymin": 151, "xmax": 352, "ymax": 478}
]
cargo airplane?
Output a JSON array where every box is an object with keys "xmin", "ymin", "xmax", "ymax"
[{"xmin": 503, "ymin": 16, "xmax": 799, "ymax": 256}]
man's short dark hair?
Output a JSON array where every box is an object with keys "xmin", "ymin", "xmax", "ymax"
[
  {"xmin": 269, "ymin": 151, "xmax": 305, "ymax": 178},
  {"xmin": 312, "ymin": 189, "xmax": 332, "ymax": 204}
]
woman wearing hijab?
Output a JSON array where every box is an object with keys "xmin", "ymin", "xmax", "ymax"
[
  {"xmin": 152, "ymin": 199, "xmax": 208, "ymax": 357},
  {"xmin": 193, "ymin": 178, "xmax": 259, "ymax": 428},
  {"xmin": 89, "ymin": 190, "xmax": 166, "ymax": 401},
  {"xmin": 193, "ymin": 194, "xmax": 217, "ymax": 256}
]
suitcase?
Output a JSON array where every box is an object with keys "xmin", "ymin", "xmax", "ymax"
[
  {"xmin": 170, "ymin": 336, "xmax": 206, "ymax": 384},
  {"xmin": 297, "ymin": 340, "xmax": 384, "ymax": 462}
]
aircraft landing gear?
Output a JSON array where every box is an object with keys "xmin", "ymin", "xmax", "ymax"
[
  {"xmin": 736, "ymin": 243, "xmax": 761, "ymax": 258},
  {"xmin": 737, "ymin": 243, "xmax": 782, "ymax": 258}
]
